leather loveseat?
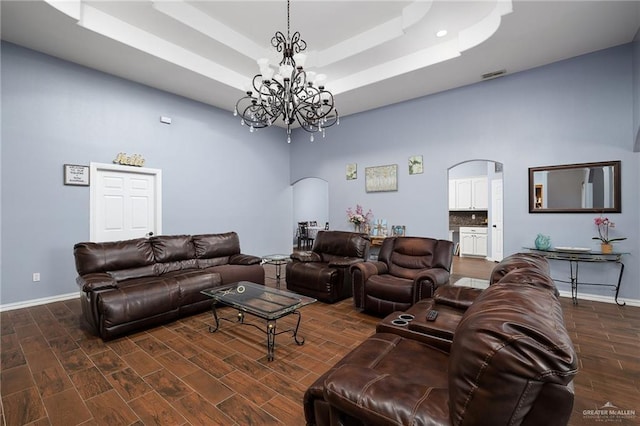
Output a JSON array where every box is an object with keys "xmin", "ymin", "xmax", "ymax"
[
  {"xmin": 286, "ymin": 230, "xmax": 370, "ymax": 303},
  {"xmin": 74, "ymin": 232, "xmax": 264, "ymax": 339},
  {"xmin": 351, "ymin": 236, "xmax": 454, "ymax": 316},
  {"xmin": 304, "ymin": 254, "xmax": 578, "ymax": 426}
]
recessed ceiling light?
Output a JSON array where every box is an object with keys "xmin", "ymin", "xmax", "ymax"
[{"xmin": 436, "ymin": 30, "xmax": 448, "ymax": 38}]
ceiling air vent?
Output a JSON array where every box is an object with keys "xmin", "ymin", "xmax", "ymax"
[{"xmin": 481, "ymin": 69, "xmax": 507, "ymax": 81}]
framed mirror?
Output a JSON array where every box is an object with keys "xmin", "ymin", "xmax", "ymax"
[{"xmin": 529, "ymin": 161, "xmax": 621, "ymax": 213}]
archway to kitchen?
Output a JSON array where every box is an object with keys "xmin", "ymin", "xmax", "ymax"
[{"xmin": 448, "ymin": 160, "xmax": 504, "ymax": 262}]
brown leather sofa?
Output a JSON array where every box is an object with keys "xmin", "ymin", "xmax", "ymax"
[
  {"xmin": 304, "ymin": 254, "xmax": 578, "ymax": 426},
  {"xmin": 286, "ymin": 230, "xmax": 370, "ymax": 303},
  {"xmin": 74, "ymin": 232, "xmax": 264, "ymax": 339},
  {"xmin": 351, "ymin": 236, "xmax": 454, "ymax": 316}
]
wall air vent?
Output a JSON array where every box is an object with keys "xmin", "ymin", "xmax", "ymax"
[{"xmin": 481, "ymin": 69, "xmax": 507, "ymax": 80}]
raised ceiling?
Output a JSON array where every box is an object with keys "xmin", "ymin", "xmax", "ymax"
[{"xmin": 2, "ymin": 1, "xmax": 639, "ymax": 124}]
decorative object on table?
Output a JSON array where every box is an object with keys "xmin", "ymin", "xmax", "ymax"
[
  {"xmin": 408, "ymin": 156, "xmax": 423, "ymax": 175},
  {"xmin": 592, "ymin": 215, "xmax": 625, "ymax": 253},
  {"xmin": 534, "ymin": 234, "xmax": 551, "ymax": 250},
  {"xmin": 63, "ymin": 164, "xmax": 90, "ymax": 186},
  {"xmin": 373, "ymin": 219, "xmax": 388, "ymax": 237},
  {"xmin": 346, "ymin": 204, "xmax": 373, "ymax": 232},
  {"xmin": 365, "ymin": 164, "xmax": 398, "ymax": 192},
  {"xmin": 234, "ymin": 0, "xmax": 338, "ymax": 143},
  {"xmin": 346, "ymin": 163, "xmax": 357, "ymax": 180},
  {"xmin": 391, "ymin": 225, "xmax": 406, "ymax": 237}
]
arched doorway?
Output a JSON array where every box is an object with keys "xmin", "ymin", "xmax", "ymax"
[
  {"xmin": 448, "ymin": 160, "xmax": 504, "ymax": 262},
  {"xmin": 292, "ymin": 177, "xmax": 329, "ymax": 247}
]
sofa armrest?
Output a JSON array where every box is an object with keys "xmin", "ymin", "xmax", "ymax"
[
  {"xmin": 290, "ymin": 251, "xmax": 323, "ymax": 262},
  {"xmin": 76, "ymin": 273, "xmax": 117, "ymax": 292},
  {"xmin": 229, "ymin": 253, "xmax": 262, "ymax": 265},
  {"xmin": 433, "ymin": 285, "xmax": 483, "ymax": 310},
  {"xmin": 324, "ymin": 364, "xmax": 449, "ymax": 425},
  {"xmin": 328, "ymin": 257, "xmax": 364, "ymax": 268}
]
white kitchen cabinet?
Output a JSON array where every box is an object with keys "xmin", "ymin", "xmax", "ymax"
[
  {"xmin": 459, "ymin": 227, "xmax": 488, "ymax": 256},
  {"xmin": 449, "ymin": 177, "xmax": 488, "ymax": 210}
]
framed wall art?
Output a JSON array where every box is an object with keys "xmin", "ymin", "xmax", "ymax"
[
  {"xmin": 63, "ymin": 164, "xmax": 90, "ymax": 186},
  {"xmin": 365, "ymin": 164, "xmax": 398, "ymax": 192},
  {"xmin": 346, "ymin": 163, "xmax": 357, "ymax": 180},
  {"xmin": 409, "ymin": 155, "xmax": 423, "ymax": 175}
]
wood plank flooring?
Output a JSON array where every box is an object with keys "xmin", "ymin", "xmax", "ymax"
[{"xmin": 1, "ymin": 257, "xmax": 639, "ymax": 425}]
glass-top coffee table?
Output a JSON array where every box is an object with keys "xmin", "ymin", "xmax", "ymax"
[{"xmin": 201, "ymin": 281, "xmax": 316, "ymax": 361}]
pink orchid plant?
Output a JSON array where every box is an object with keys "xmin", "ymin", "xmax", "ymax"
[
  {"xmin": 346, "ymin": 204, "xmax": 373, "ymax": 226},
  {"xmin": 592, "ymin": 216, "xmax": 626, "ymax": 244}
]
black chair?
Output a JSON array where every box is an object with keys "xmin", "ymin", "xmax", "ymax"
[{"xmin": 297, "ymin": 222, "xmax": 314, "ymax": 250}]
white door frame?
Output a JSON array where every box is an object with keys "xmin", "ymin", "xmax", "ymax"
[{"xmin": 90, "ymin": 162, "xmax": 163, "ymax": 242}]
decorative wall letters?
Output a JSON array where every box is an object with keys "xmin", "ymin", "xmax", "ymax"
[{"xmin": 113, "ymin": 153, "xmax": 145, "ymax": 167}]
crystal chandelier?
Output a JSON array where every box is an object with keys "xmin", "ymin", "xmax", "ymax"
[{"xmin": 234, "ymin": 0, "xmax": 339, "ymax": 143}]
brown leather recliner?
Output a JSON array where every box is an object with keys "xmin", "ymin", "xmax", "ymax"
[
  {"xmin": 351, "ymin": 236, "xmax": 454, "ymax": 316},
  {"xmin": 286, "ymin": 231, "xmax": 370, "ymax": 303},
  {"xmin": 304, "ymin": 257, "xmax": 577, "ymax": 426}
]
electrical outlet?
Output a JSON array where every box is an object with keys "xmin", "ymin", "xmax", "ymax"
[{"xmin": 32, "ymin": 273, "xmax": 41, "ymax": 282}]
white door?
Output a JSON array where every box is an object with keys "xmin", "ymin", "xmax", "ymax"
[
  {"xmin": 90, "ymin": 163, "xmax": 162, "ymax": 242},
  {"xmin": 490, "ymin": 179, "xmax": 504, "ymax": 261}
]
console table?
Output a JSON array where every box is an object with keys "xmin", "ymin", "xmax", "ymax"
[{"xmin": 526, "ymin": 247, "xmax": 627, "ymax": 306}]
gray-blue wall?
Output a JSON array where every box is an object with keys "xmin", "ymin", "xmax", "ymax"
[
  {"xmin": 1, "ymin": 42, "xmax": 292, "ymax": 306},
  {"xmin": 2, "ymin": 39, "xmax": 639, "ymax": 306},
  {"xmin": 290, "ymin": 42, "xmax": 639, "ymax": 302}
]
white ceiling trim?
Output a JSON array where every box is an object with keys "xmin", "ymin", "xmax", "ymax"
[
  {"xmin": 458, "ymin": 0, "xmax": 512, "ymax": 52},
  {"xmin": 312, "ymin": 1, "xmax": 434, "ymax": 68},
  {"xmin": 151, "ymin": 0, "xmax": 266, "ymax": 61},
  {"xmin": 62, "ymin": 1, "xmax": 246, "ymax": 89}
]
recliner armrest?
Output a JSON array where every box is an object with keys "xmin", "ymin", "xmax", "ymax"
[
  {"xmin": 328, "ymin": 258, "xmax": 364, "ymax": 268},
  {"xmin": 76, "ymin": 273, "xmax": 117, "ymax": 292},
  {"xmin": 290, "ymin": 251, "xmax": 323, "ymax": 262},
  {"xmin": 415, "ymin": 268, "xmax": 450, "ymax": 287},
  {"xmin": 229, "ymin": 253, "xmax": 262, "ymax": 265},
  {"xmin": 433, "ymin": 285, "xmax": 483, "ymax": 310},
  {"xmin": 350, "ymin": 261, "xmax": 388, "ymax": 280}
]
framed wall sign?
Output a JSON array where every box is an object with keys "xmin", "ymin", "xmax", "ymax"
[
  {"xmin": 64, "ymin": 164, "xmax": 90, "ymax": 186},
  {"xmin": 346, "ymin": 163, "xmax": 357, "ymax": 180},
  {"xmin": 365, "ymin": 164, "xmax": 398, "ymax": 192}
]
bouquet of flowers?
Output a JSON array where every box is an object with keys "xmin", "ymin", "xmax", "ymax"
[
  {"xmin": 592, "ymin": 216, "xmax": 626, "ymax": 244},
  {"xmin": 346, "ymin": 204, "xmax": 373, "ymax": 226}
]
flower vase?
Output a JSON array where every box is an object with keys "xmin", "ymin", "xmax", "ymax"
[
  {"xmin": 354, "ymin": 223, "xmax": 361, "ymax": 233},
  {"xmin": 600, "ymin": 243, "xmax": 613, "ymax": 254}
]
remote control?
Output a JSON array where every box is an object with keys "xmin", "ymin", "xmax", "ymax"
[{"xmin": 426, "ymin": 310, "xmax": 438, "ymax": 321}]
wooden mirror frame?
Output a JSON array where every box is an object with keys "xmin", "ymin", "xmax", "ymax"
[{"xmin": 528, "ymin": 161, "xmax": 621, "ymax": 213}]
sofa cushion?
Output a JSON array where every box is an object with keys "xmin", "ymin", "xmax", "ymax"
[
  {"xmin": 192, "ymin": 232, "xmax": 241, "ymax": 259},
  {"xmin": 74, "ymin": 238, "xmax": 154, "ymax": 275},
  {"xmin": 98, "ymin": 278, "xmax": 181, "ymax": 326},
  {"xmin": 150, "ymin": 235, "xmax": 195, "ymax": 263},
  {"xmin": 323, "ymin": 333, "xmax": 450, "ymax": 425}
]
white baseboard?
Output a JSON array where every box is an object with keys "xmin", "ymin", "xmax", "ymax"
[
  {"xmin": 0, "ymin": 292, "xmax": 79, "ymax": 312},
  {"xmin": 557, "ymin": 290, "xmax": 640, "ymax": 307}
]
